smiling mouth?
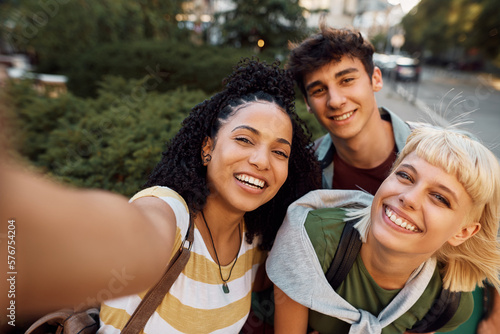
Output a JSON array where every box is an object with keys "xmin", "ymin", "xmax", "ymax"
[
  {"xmin": 235, "ymin": 174, "xmax": 266, "ymax": 189},
  {"xmin": 331, "ymin": 110, "xmax": 354, "ymax": 121},
  {"xmin": 384, "ymin": 206, "xmax": 421, "ymax": 233}
]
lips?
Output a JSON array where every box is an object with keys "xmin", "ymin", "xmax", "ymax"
[
  {"xmin": 384, "ymin": 206, "xmax": 421, "ymax": 233},
  {"xmin": 331, "ymin": 110, "xmax": 354, "ymax": 121},
  {"xmin": 235, "ymin": 173, "xmax": 266, "ymax": 189}
]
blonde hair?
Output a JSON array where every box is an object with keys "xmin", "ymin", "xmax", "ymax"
[{"xmin": 352, "ymin": 125, "xmax": 500, "ymax": 292}]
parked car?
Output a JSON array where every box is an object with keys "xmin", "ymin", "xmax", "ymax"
[
  {"xmin": 373, "ymin": 53, "xmax": 399, "ymax": 76},
  {"xmin": 394, "ymin": 57, "xmax": 421, "ymax": 82}
]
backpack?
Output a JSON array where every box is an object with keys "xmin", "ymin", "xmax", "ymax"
[{"xmin": 327, "ymin": 218, "xmax": 461, "ymax": 333}]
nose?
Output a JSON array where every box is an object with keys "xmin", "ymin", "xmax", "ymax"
[
  {"xmin": 249, "ymin": 147, "xmax": 270, "ymax": 171},
  {"xmin": 327, "ymin": 87, "xmax": 346, "ymax": 110},
  {"xmin": 398, "ymin": 187, "xmax": 422, "ymax": 211}
]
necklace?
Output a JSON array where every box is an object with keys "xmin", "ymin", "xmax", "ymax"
[{"xmin": 201, "ymin": 211, "xmax": 241, "ymax": 294}]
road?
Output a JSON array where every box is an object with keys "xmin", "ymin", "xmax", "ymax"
[{"xmin": 376, "ymin": 66, "xmax": 500, "ymax": 158}]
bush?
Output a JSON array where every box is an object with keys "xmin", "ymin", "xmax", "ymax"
[
  {"xmin": 65, "ymin": 40, "xmax": 280, "ymax": 97},
  {"xmin": 294, "ymin": 98, "xmax": 326, "ymax": 142},
  {"xmin": 8, "ymin": 76, "xmax": 209, "ymax": 196},
  {"xmin": 7, "ymin": 73, "xmax": 323, "ymax": 197}
]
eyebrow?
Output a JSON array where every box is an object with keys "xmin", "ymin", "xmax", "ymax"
[
  {"xmin": 335, "ymin": 67, "xmax": 359, "ymax": 79},
  {"xmin": 232, "ymin": 125, "xmax": 291, "ymax": 146},
  {"xmin": 305, "ymin": 67, "xmax": 359, "ymax": 92},
  {"xmin": 400, "ymin": 163, "xmax": 459, "ymax": 203}
]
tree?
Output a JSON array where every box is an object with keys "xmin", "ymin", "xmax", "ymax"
[
  {"xmin": 402, "ymin": 0, "xmax": 500, "ymax": 67},
  {"xmin": 469, "ymin": 0, "xmax": 500, "ymax": 65},
  {"xmin": 0, "ymin": 0, "xmax": 185, "ymax": 73},
  {"xmin": 214, "ymin": 0, "xmax": 308, "ymax": 49}
]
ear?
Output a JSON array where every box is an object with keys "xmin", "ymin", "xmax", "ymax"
[
  {"xmin": 447, "ymin": 222, "xmax": 481, "ymax": 247},
  {"xmin": 201, "ymin": 137, "xmax": 213, "ymax": 166},
  {"xmin": 371, "ymin": 66, "xmax": 383, "ymax": 92},
  {"xmin": 303, "ymin": 96, "xmax": 313, "ymax": 114}
]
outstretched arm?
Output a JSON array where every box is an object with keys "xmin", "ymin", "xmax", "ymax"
[
  {"xmin": 274, "ymin": 285, "xmax": 309, "ymax": 334},
  {"xmin": 0, "ymin": 161, "xmax": 177, "ymax": 316}
]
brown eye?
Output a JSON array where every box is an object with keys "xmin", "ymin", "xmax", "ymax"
[
  {"xmin": 396, "ymin": 171, "xmax": 412, "ymax": 182},
  {"xmin": 235, "ymin": 137, "xmax": 252, "ymax": 145},
  {"xmin": 433, "ymin": 193, "xmax": 451, "ymax": 208},
  {"xmin": 273, "ymin": 150, "xmax": 289, "ymax": 159}
]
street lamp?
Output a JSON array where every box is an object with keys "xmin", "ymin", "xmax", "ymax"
[{"xmin": 391, "ymin": 34, "xmax": 405, "ymax": 55}]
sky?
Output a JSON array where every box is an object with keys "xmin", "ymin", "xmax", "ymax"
[{"xmin": 387, "ymin": 0, "xmax": 421, "ymax": 13}]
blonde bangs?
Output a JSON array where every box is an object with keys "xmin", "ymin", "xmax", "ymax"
[
  {"xmin": 394, "ymin": 126, "xmax": 500, "ymax": 292},
  {"xmin": 396, "ymin": 127, "xmax": 498, "ymax": 210}
]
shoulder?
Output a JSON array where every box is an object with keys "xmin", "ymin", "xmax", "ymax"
[
  {"xmin": 131, "ymin": 186, "xmax": 190, "ymax": 239},
  {"xmin": 379, "ymin": 107, "xmax": 411, "ymax": 151},
  {"xmin": 399, "ymin": 265, "xmax": 474, "ymax": 332},
  {"xmin": 131, "ymin": 186, "xmax": 188, "ymax": 211},
  {"xmin": 305, "ymin": 208, "xmax": 348, "ymax": 273},
  {"xmin": 313, "ymin": 134, "xmax": 333, "ymax": 158},
  {"xmin": 437, "ymin": 290, "xmax": 474, "ymax": 332}
]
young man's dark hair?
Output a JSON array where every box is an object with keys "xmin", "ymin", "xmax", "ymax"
[{"xmin": 287, "ymin": 23, "xmax": 376, "ymax": 97}]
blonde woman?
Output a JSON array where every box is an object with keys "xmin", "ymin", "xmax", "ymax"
[{"xmin": 267, "ymin": 125, "xmax": 500, "ymax": 334}]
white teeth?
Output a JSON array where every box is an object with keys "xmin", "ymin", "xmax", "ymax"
[
  {"xmin": 332, "ymin": 111, "xmax": 354, "ymax": 121},
  {"xmin": 385, "ymin": 207, "xmax": 420, "ymax": 232},
  {"xmin": 236, "ymin": 174, "xmax": 265, "ymax": 189}
]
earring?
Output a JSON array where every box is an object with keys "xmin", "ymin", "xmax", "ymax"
[{"xmin": 202, "ymin": 151, "xmax": 212, "ymax": 165}]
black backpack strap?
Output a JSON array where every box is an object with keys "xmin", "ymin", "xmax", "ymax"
[
  {"xmin": 325, "ymin": 216, "xmax": 462, "ymax": 333},
  {"xmin": 407, "ymin": 288, "xmax": 461, "ymax": 333},
  {"xmin": 325, "ymin": 218, "xmax": 362, "ymax": 290},
  {"xmin": 320, "ymin": 144, "xmax": 335, "ymax": 170}
]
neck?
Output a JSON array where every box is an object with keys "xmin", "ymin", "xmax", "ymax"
[
  {"xmin": 196, "ymin": 199, "xmax": 243, "ymax": 266},
  {"xmin": 360, "ymin": 240, "xmax": 427, "ymax": 290},
  {"xmin": 331, "ymin": 112, "xmax": 395, "ymax": 169},
  {"xmin": 200, "ymin": 198, "xmax": 244, "ymax": 236}
]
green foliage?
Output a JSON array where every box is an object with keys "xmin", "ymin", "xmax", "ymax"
[
  {"xmin": 7, "ymin": 74, "xmax": 324, "ymax": 197},
  {"xmin": 402, "ymin": 0, "xmax": 500, "ymax": 65},
  {"xmin": 0, "ymin": 0, "xmax": 185, "ymax": 73},
  {"xmin": 64, "ymin": 40, "xmax": 279, "ymax": 97},
  {"xmin": 295, "ymin": 98, "xmax": 325, "ymax": 142},
  {"xmin": 7, "ymin": 76, "xmax": 209, "ymax": 196},
  {"xmin": 215, "ymin": 0, "xmax": 309, "ymax": 49}
]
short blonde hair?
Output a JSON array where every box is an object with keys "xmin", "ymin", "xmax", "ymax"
[
  {"xmin": 395, "ymin": 126, "xmax": 500, "ymax": 292},
  {"xmin": 352, "ymin": 126, "xmax": 500, "ymax": 292}
]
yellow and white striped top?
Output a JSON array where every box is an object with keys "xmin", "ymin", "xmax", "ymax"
[{"xmin": 98, "ymin": 186, "xmax": 267, "ymax": 334}]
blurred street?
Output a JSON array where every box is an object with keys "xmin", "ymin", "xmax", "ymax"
[{"xmin": 376, "ymin": 66, "xmax": 500, "ymax": 158}]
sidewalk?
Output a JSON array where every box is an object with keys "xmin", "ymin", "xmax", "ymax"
[{"xmin": 375, "ymin": 82, "xmax": 440, "ymax": 125}]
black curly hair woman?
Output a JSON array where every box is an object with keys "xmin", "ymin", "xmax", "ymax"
[
  {"xmin": 144, "ymin": 57, "xmax": 320, "ymax": 251},
  {"xmin": 96, "ymin": 58, "xmax": 321, "ymax": 333},
  {"xmin": 1, "ymin": 57, "xmax": 319, "ymax": 330}
]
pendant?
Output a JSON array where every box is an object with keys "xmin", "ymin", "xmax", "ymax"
[{"xmin": 222, "ymin": 283, "xmax": 230, "ymax": 294}]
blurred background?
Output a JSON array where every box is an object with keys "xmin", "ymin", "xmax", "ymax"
[
  {"xmin": 0, "ymin": 0, "xmax": 499, "ymax": 331},
  {"xmin": 0, "ymin": 0, "xmax": 498, "ymax": 192}
]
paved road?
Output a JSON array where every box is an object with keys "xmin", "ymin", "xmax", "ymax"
[{"xmin": 376, "ymin": 67, "xmax": 500, "ymax": 158}]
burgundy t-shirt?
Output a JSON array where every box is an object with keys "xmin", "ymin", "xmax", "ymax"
[{"xmin": 332, "ymin": 146, "xmax": 398, "ymax": 195}]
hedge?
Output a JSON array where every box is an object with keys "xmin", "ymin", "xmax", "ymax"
[{"xmin": 64, "ymin": 40, "xmax": 283, "ymax": 97}]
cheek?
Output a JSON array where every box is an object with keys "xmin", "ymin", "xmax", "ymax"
[{"xmin": 274, "ymin": 161, "xmax": 289, "ymax": 187}]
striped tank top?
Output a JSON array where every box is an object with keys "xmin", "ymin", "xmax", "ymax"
[{"xmin": 98, "ymin": 186, "xmax": 266, "ymax": 333}]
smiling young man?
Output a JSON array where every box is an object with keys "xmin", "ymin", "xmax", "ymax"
[
  {"xmin": 287, "ymin": 24, "xmax": 411, "ymax": 195},
  {"xmin": 280, "ymin": 24, "xmax": 497, "ymax": 334}
]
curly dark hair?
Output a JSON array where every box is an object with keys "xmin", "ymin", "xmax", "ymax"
[
  {"xmin": 287, "ymin": 23, "xmax": 375, "ymax": 97},
  {"xmin": 145, "ymin": 57, "xmax": 321, "ymax": 250}
]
